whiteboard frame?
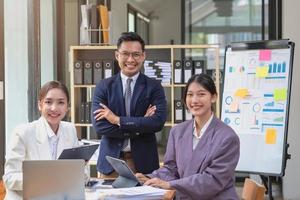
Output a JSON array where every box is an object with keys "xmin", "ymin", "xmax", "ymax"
[{"xmin": 221, "ymin": 39, "xmax": 295, "ymax": 176}]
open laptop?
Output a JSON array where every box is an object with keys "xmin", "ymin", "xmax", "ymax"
[
  {"xmin": 58, "ymin": 144, "xmax": 99, "ymax": 162},
  {"xmin": 106, "ymin": 156, "xmax": 142, "ymax": 188},
  {"xmin": 23, "ymin": 160, "xmax": 85, "ymax": 200}
]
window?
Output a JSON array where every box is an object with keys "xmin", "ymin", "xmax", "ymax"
[
  {"xmin": 127, "ymin": 4, "xmax": 150, "ymax": 44},
  {"xmin": 184, "ymin": 0, "xmax": 271, "ymax": 46}
]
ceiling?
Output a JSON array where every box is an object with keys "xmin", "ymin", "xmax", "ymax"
[{"xmin": 128, "ymin": 0, "xmax": 168, "ymax": 13}]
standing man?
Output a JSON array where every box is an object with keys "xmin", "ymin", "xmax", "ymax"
[{"xmin": 92, "ymin": 32, "xmax": 167, "ymax": 178}]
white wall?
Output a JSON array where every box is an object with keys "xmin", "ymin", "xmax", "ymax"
[
  {"xmin": 110, "ymin": 0, "xmax": 128, "ymax": 44},
  {"xmin": 4, "ymin": 0, "xmax": 29, "ymax": 145},
  {"xmin": 149, "ymin": 0, "xmax": 181, "ymax": 45},
  {"xmin": 111, "ymin": 0, "xmax": 181, "ymax": 45},
  {"xmin": 4, "ymin": 0, "xmax": 57, "ymax": 147},
  {"xmin": 65, "ymin": 0, "xmax": 79, "ymax": 86},
  {"xmin": 282, "ymin": 1, "xmax": 300, "ymax": 199},
  {"xmin": 110, "ymin": 0, "xmax": 147, "ymax": 44},
  {"xmin": 40, "ymin": 0, "xmax": 55, "ymax": 84}
]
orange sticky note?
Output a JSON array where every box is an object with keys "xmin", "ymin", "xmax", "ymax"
[
  {"xmin": 273, "ymin": 88, "xmax": 287, "ymax": 102},
  {"xmin": 255, "ymin": 66, "xmax": 269, "ymax": 78},
  {"xmin": 265, "ymin": 128, "xmax": 277, "ymax": 144},
  {"xmin": 234, "ymin": 88, "xmax": 249, "ymax": 98},
  {"xmin": 259, "ymin": 50, "xmax": 271, "ymax": 61},
  {"xmin": 229, "ymin": 101, "xmax": 239, "ymax": 112}
]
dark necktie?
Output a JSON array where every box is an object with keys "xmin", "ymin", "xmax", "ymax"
[
  {"xmin": 124, "ymin": 78, "xmax": 133, "ymax": 116},
  {"xmin": 123, "ymin": 78, "xmax": 133, "ymax": 151}
]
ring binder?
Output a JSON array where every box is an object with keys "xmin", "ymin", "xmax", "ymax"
[
  {"xmin": 173, "ymin": 60, "xmax": 183, "ymax": 84},
  {"xmin": 84, "ymin": 61, "xmax": 93, "ymax": 84},
  {"xmin": 174, "ymin": 100, "xmax": 183, "ymax": 123},
  {"xmin": 183, "ymin": 60, "xmax": 193, "ymax": 83}
]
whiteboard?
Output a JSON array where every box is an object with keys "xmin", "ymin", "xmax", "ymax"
[{"xmin": 221, "ymin": 41, "xmax": 294, "ymax": 176}]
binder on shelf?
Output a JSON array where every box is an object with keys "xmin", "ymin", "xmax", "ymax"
[
  {"xmin": 85, "ymin": 101, "xmax": 92, "ymax": 124},
  {"xmin": 84, "ymin": 61, "xmax": 93, "ymax": 84},
  {"xmin": 173, "ymin": 60, "xmax": 183, "ymax": 84},
  {"xmin": 80, "ymin": 4, "xmax": 91, "ymax": 45},
  {"xmin": 98, "ymin": 5, "xmax": 109, "ymax": 44},
  {"xmin": 183, "ymin": 60, "xmax": 193, "ymax": 83},
  {"xmin": 74, "ymin": 60, "xmax": 83, "ymax": 85},
  {"xmin": 79, "ymin": 102, "xmax": 85, "ymax": 123},
  {"xmin": 184, "ymin": 108, "xmax": 193, "ymax": 120},
  {"xmin": 90, "ymin": 5, "xmax": 98, "ymax": 44},
  {"xmin": 93, "ymin": 60, "xmax": 103, "ymax": 84},
  {"xmin": 103, "ymin": 60, "xmax": 114, "ymax": 79},
  {"xmin": 193, "ymin": 60, "xmax": 205, "ymax": 75},
  {"xmin": 174, "ymin": 100, "xmax": 183, "ymax": 123}
]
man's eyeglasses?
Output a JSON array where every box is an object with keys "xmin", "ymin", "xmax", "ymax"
[{"xmin": 117, "ymin": 51, "xmax": 143, "ymax": 60}]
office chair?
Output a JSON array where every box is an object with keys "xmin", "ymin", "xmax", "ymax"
[
  {"xmin": 242, "ymin": 178, "xmax": 266, "ymax": 200},
  {"xmin": 0, "ymin": 180, "xmax": 6, "ymax": 199}
]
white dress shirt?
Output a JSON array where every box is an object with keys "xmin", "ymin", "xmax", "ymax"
[
  {"xmin": 42, "ymin": 117, "xmax": 60, "ymax": 160},
  {"xmin": 192, "ymin": 114, "xmax": 214, "ymax": 150},
  {"xmin": 120, "ymin": 72, "xmax": 139, "ymax": 152}
]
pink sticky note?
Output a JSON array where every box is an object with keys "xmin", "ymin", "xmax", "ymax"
[{"xmin": 259, "ymin": 50, "xmax": 271, "ymax": 61}]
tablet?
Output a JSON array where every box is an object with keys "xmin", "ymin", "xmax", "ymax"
[
  {"xmin": 106, "ymin": 156, "xmax": 142, "ymax": 188},
  {"xmin": 58, "ymin": 144, "xmax": 99, "ymax": 161}
]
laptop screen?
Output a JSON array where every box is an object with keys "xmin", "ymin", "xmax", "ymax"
[{"xmin": 23, "ymin": 160, "xmax": 85, "ymax": 200}]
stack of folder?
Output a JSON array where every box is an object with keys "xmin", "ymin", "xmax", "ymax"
[
  {"xmin": 86, "ymin": 185, "xmax": 166, "ymax": 200},
  {"xmin": 174, "ymin": 100, "xmax": 193, "ymax": 123},
  {"xmin": 79, "ymin": 3, "xmax": 110, "ymax": 45},
  {"xmin": 144, "ymin": 60, "xmax": 172, "ymax": 84},
  {"xmin": 78, "ymin": 101, "xmax": 92, "ymax": 124},
  {"xmin": 74, "ymin": 59, "xmax": 114, "ymax": 85},
  {"xmin": 173, "ymin": 59, "xmax": 206, "ymax": 84}
]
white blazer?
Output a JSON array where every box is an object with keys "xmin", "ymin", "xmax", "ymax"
[{"xmin": 2, "ymin": 117, "xmax": 79, "ymax": 200}]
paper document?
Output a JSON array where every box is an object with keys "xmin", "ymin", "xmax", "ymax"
[{"xmin": 86, "ymin": 185, "xmax": 167, "ymax": 200}]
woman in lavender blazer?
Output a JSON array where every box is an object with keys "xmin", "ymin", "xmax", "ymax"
[{"xmin": 137, "ymin": 74, "xmax": 240, "ymax": 200}]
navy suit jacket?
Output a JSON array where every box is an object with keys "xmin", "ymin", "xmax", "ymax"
[{"xmin": 92, "ymin": 72, "xmax": 167, "ymax": 174}]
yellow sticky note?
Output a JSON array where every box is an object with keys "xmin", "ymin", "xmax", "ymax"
[
  {"xmin": 265, "ymin": 128, "xmax": 277, "ymax": 144},
  {"xmin": 234, "ymin": 88, "xmax": 249, "ymax": 98},
  {"xmin": 273, "ymin": 89, "xmax": 287, "ymax": 102},
  {"xmin": 256, "ymin": 66, "xmax": 269, "ymax": 78}
]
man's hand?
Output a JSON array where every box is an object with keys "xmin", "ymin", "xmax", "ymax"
[
  {"xmin": 144, "ymin": 177, "xmax": 172, "ymax": 190},
  {"xmin": 93, "ymin": 103, "xmax": 120, "ymax": 125},
  {"xmin": 144, "ymin": 104, "xmax": 156, "ymax": 117}
]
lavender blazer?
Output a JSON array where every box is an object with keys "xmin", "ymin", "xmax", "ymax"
[{"xmin": 151, "ymin": 116, "xmax": 240, "ymax": 200}]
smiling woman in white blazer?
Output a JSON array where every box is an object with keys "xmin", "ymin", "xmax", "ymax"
[{"xmin": 2, "ymin": 81, "xmax": 79, "ymax": 200}]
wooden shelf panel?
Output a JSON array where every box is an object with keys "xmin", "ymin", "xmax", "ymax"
[
  {"xmin": 74, "ymin": 85, "xmax": 96, "ymax": 88},
  {"xmin": 75, "ymin": 123, "xmax": 93, "ymax": 127},
  {"xmin": 70, "ymin": 44, "xmax": 220, "ymax": 144},
  {"xmin": 173, "ymin": 84, "xmax": 186, "ymax": 88}
]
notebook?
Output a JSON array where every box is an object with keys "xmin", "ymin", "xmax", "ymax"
[
  {"xmin": 106, "ymin": 156, "xmax": 142, "ymax": 188},
  {"xmin": 23, "ymin": 160, "xmax": 85, "ymax": 200},
  {"xmin": 58, "ymin": 144, "xmax": 99, "ymax": 162}
]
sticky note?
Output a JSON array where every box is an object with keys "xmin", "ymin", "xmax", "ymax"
[
  {"xmin": 265, "ymin": 128, "xmax": 277, "ymax": 144},
  {"xmin": 259, "ymin": 50, "xmax": 271, "ymax": 61},
  {"xmin": 229, "ymin": 101, "xmax": 239, "ymax": 112},
  {"xmin": 273, "ymin": 88, "xmax": 287, "ymax": 101},
  {"xmin": 234, "ymin": 88, "xmax": 249, "ymax": 98},
  {"xmin": 255, "ymin": 66, "xmax": 269, "ymax": 78}
]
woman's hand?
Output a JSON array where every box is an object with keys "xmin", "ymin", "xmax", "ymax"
[
  {"xmin": 144, "ymin": 177, "xmax": 172, "ymax": 190},
  {"xmin": 135, "ymin": 173, "xmax": 150, "ymax": 183}
]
